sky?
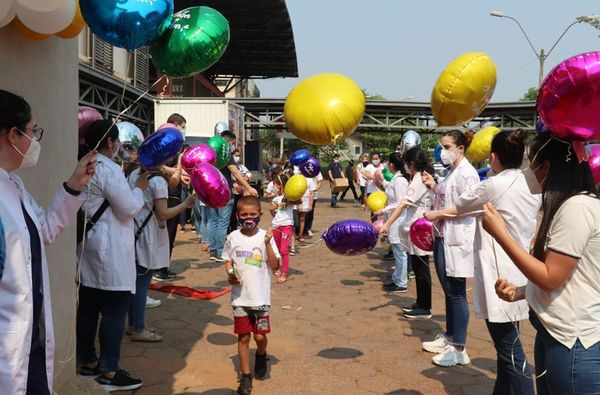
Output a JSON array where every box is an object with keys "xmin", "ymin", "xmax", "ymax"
[{"xmin": 258, "ymin": 0, "xmax": 600, "ymax": 102}]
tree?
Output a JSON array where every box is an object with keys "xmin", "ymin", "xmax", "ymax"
[{"xmin": 520, "ymin": 87, "xmax": 538, "ymax": 101}]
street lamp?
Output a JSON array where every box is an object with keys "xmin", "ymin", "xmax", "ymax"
[{"xmin": 490, "ymin": 10, "xmax": 598, "ymax": 87}]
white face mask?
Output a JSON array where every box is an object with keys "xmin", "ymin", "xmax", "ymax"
[
  {"xmin": 522, "ymin": 165, "xmax": 543, "ymax": 194},
  {"xmin": 12, "ymin": 132, "xmax": 41, "ymax": 168},
  {"xmin": 440, "ymin": 149, "xmax": 457, "ymax": 166},
  {"xmin": 234, "ymin": 156, "xmax": 241, "ymax": 164},
  {"xmin": 372, "ymin": 159, "xmax": 380, "ymax": 166}
]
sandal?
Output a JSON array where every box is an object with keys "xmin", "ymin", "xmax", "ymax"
[
  {"xmin": 130, "ymin": 329, "xmax": 163, "ymax": 342},
  {"xmin": 127, "ymin": 324, "xmax": 159, "ymax": 336},
  {"xmin": 274, "ymin": 270, "xmax": 282, "ymax": 277},
  {"xmin": 276, "ymin": 275, "xmax": 288, "ymax": 283}
]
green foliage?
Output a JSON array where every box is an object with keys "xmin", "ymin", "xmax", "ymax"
[
  {"xmin": 258, "ymin": 129, "xmax": 348, "ymax": 161},
  {"xmin": 520, "ymin": 87, "xmax": 539, "ymax": 102}
]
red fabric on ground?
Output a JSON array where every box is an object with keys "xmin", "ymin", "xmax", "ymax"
[{"xmin": 149, "ymin": 284, "xmax": 231, "ymax": 300}]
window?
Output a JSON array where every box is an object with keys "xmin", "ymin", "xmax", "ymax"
[{"xmin": 354, "ymin": 146, "xmax": 361, "ymax": 155}]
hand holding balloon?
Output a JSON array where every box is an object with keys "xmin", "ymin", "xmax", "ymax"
[
  {"xmin": 67, "ymin": 150, "xmax": 98, "ymax": 191},
  {"xmin": 481, "ymin": 203, "xmax": 508, "ymax": 240},
  {"xmin": 421, "ymin": 171, "xmax": 435, "ymax": 189}
]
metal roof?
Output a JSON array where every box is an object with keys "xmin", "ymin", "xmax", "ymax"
[{"xmin": 174, "ymin": 0, "xmax": 298, "ymax": 79}]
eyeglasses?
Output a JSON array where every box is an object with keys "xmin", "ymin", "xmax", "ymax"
[{"xmin": 18, "ymin": 127, "xmax": 44, "ymax": 142}]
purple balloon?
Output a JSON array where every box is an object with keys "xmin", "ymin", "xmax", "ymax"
[
  {"xmin": 190, "ymin": 162, "xmax": 232, "ymax": 208},
  {"xmin": 322, "ymin": 219, "xmax": 379, "ymax": 256},
  {"xmin": 138, "ymin": 128, "xmax": 184, "ymax": 167},
  {"xmin": 299, "ymin": 157, "xmax": 321, "ymax": 178},
  {"xmin": 181, "ymin": 144, "xmax": 217, "ymax": 171},
  {"xmin": 290, "ymin": 149, "xmax": 311, "ymax": 166},
  {"xmin": 409, "ymin": 218, "xmax": 433, "ymax": 252},
  {"xmin": 78, "ymin": 106, "xmax": 103, "ymax": 145}
]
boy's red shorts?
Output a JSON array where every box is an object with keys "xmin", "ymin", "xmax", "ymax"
[{"xmin": 233, "ymin": 306, "xmax": 271, "ymax": 335}]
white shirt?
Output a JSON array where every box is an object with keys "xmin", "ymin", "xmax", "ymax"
[
  {"xmin": 78, "ymin": 154, "xmax": 144, "ymax": 292},
  {"xmin": 356, "ymin": 163, "xmax": 368, "ymax": 187},
  {"xmin": 455, "ymin": 169, "xmax": 541, "ymax": 322},
  {"xmin": 365, "ymin": 163, "xmax": 385, "ymax": 194},
  {"xmin": 382, "ymin": 172, "xmax": 408, "ymax": 245},
  {"xmin": 265, "ymin": 181, "xmax": 275, "ymax": 197},
  {"xmin": 527, "ymin": 194, "xmax": 600, "ymax": 349},
  {"xmin": 271, "ymin": 196, "xmax": 294, "ymax": 228},
  {"xmin": 310, "ymin": 173, "xmax": 323, "ymax": 200},
  {"xmin": 222, "ymin": 229, "xmax": 281, "ymax": 307},
  {"xmin": 128, "ymin": 169, "xmax": 170, "ymax": 270},
  {"xmin": 403, "ymin": 172, "xmax": 434, "ymax": 256}
]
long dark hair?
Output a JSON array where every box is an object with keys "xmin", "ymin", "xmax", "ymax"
[
  {"xmin": 403, "ymin": 147, "xmax": 434, "ymax": 176},
  {"xmin": 0, "ymin": 89, "xmax": 31, "ymax": 132},
  {"xmin": 530, "ymin": 134, "xmax": 598, "ymax": 259},
  {"xmin": 491, "ymin": 129, "xmax": 527, "ymax": 169},
  {"xmin": 388, "ymin": 152, "xmax": 408, "ymax": 178}
]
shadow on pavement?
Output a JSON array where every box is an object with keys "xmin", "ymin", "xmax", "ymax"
[
  {"xmin": 207, "ymin": 332, "xmax": 238, "ymax": 346},
  {"xmin": 316, "ymin": 347, "xmax": 364, "ymax": 359},
  {"xmin": 420, "ymin": 365, "xmax": 495, "ymax": 394},
  {"xmin": 340, "ymin": 279, "xmax": 364, "ymax": 286},
  {"xmin": 386, "ymin": 390, "xmax": 424, "ymax": 395}
]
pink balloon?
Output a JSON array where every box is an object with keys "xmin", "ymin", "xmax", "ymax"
[
  {"xmin": 190, "ymin": 163, "xmax": 232, "ymax": 208},
  {"xmin": 538, "ymin": 51, "xmax": 600, "ymax": 141},
  {"xmin": 158, "ymin": 123, "xmax": 177, "ymax": 130},
  {"xmin": 588, "ymin": 144, "xmax": 600, "ymax": 184},
  {"xmin": 373, "ymin": 219, "xmax": 384, "ymax": 233},
  {"xmin": 409, "ymin": 218, "xmax": 433, "ymax": 252},
  {"xmin": 78, "ymin": 106, "xmax": 103, "ymax": 144},
  {"xmin": 181, "ymin": 144, "xmax": 216, "ymax": 171}
]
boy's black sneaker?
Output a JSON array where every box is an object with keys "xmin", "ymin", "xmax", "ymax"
[
  {"xmin": 254, "ymin": 352, "xmax": 268, "ymax": 379},
  {"xmin": 237, "ymin": 374, "xmax": 253, "ymax": 395},
  {"xmin": 382, "ymin": 251, "xmax": 395, "ymax": 261},
  {"xmin": 401, "ymin": 303, "xmax": 420, "ymax": 313},
  {"xmin": 404, "ymin": 308, "xmax": 432, "ymax": 320},
  {"xmin": 95, "ymin": 369, "xmax": 143, "ymax": 392},
  {"xmin": 77, "ymin": 364, "xmax": 98, "ymax": 376},
  {"xmin": 382, "ymin": 283, "xmax": 407, "ymax": 293}
]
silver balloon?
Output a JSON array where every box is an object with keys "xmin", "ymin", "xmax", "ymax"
[
  {"xmin": 402, "ymin": 130, "xmax": 421, "ymax": 152},
  {"xmin": 214, "ymin": 121, "xmax": 229, "ymax": 136}
]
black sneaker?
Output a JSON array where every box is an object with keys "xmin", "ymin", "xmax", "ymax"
[
  {"xmin": 383, "ymin": 251, "xmax": 395, "ymax": 261},
  {"xmin": 404, "ymin": 308, "xmax": 432, "ymax": 320},
  {"xmin": 383, "ymin": 283, "xmax": 407, "ymax": 293},
  {"xmin": 237, "ymin": 373, "xmax": 253, "ymax": 395},
  {"xmin": 254, "ymin": 352, "xmax": 268, "ymax": 379},
  {"xmin": 152, "ymin": 271, "xmax": 173, "ymax": 282},
  {"xmin": 401, "ymin": 303, "xmax": 420, "ymax": 313},
  {"xmin": 78, "ymin": 364, "xmax": 98, "ymax": 376},
  {"xmin": 95, "ymin": 369, "xmax": 142, "ymax": 392},
  {"xmin": 166, "ymin": 270, "xmax": 177, "ymax": 279},
  {"xmin": 209, "ymin": 251, "xmax": 217, "ymax": 261}
]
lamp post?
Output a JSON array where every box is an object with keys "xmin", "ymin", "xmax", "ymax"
[{"xmin": 490, "ymin": 11, "xmax": 597, "ymax": 87}]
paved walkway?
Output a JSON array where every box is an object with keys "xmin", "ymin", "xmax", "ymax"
[{"xmin": 119, "ymin": 195, "xmax": 536, "ymax": 395}]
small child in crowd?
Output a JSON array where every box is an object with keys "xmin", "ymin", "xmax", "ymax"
[
  {"xmin": 222, "ymin": 196, "xmax": 280, "ymax": 395},
  {"xmin": 270, "ymin": 175, "xmax": 294, "ymax": 283}
]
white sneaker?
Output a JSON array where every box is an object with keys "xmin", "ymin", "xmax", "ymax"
[
  {"xmin": 145, "ymin": 296, "xmax": 161, "ymax": 309},
  {"xmin": 422, "ymin": 333, "xmax": 450, "ymax": 354},
  {"xmin": 432, "ymin": 345, "xmax": 471, "ymax": 367},
  {"xmin": 307, "ymin": 230, "xmax": 314, "ymax": 237}
]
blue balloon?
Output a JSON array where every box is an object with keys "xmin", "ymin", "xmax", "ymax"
[
  {"xmin": 299, "ymin": 157, "xmax": 321, "ymax": 178},
  {"xmin": 290, "ymin": 149, "xmax": 311, "ymax": 166},
  {"xmin": 477, "ymin": 166, "xmax": 491, "ymax": 181},
  {"xmin": 0, "ymin": 217, "xmax": 4, "ymax": 280},
  {"xmin": 80, "ymin": 0, "xmax": 174, "ymax": 51},
  {"xmin": 138, "ymin": 128, "xmax": 184, "ymax": 167},
  {"xmin": 433, "ymin": 144, "xmax": 442, "ymax": 163},
  {"xmin": 322, "ymin": 219, "xmax": 379, "ymax": 256}
]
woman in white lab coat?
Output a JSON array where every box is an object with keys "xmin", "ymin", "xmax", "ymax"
[
  {"xmin": 76, "ymin": 120, "xmax": 147, "ymax": 392},
  {"xmin": 426, "ymin": 130, "xmax": 539, "ymax": 393},
  {"xmin": 421, "ymin": 130, "xmax": 479, "ymax": 367},
  {"xmin": 0, "ymin": 89, "xmax": 97, "ymax": 395}
]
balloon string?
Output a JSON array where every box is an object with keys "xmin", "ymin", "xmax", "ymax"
[{"xmin": 269, "ymin": 227, "xmax": 322, "ymax": 249}]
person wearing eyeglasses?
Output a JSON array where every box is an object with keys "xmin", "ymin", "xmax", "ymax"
[{"xmin": 0, "ymin": 89, "xmax": 97, "ymax": 394}]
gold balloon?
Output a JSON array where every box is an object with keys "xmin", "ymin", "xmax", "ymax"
[
  {"xmin": 284, "ymin": 73, "xmax": 366, "ymax": 145},
  {"xmin": 284, "ymin": 174, "xmax": 308, "ymax": 202},
  {"xmin": 13, "ymin": 17, "xmax": 50, "ymax": 40},
  {"xmin": 55, "ymin": 1, "xmax": 85, "ymax": 39},
  {"xmin": 431, "ymin": 52, "xmax": 497, "ymax": 127},
  {"xmin": 366, "ymin": 191, "xmax": 387, "ymax": 212},
  {"xmin": 466, "ymin": 126, "xmax": 501, "ymax": 163}
]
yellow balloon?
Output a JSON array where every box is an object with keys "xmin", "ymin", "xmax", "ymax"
[
  {"xmin": 284, "ymin": 73, "xmax": 366, "ymax": 145},
  {"xmin": 466, "ymin": 126, "xmax": 501, "ymax": 163},
  {"xmin": 55, "ymin": 1, "xmax": 85, "ymax": 39},
  {"xmin": 431, "ymin": 52, "xmax": 497, "ymax": 127},
  {"xmin": 366, "ymin": 191, "xmax": 387, "ymax": 212},
  {"xmin": 284, "ymin": 174, "xmax": 308, "ymax": 202},
  {"xmin": 13, "ymin": 17, "xmax": 50, "ymax": 41}
]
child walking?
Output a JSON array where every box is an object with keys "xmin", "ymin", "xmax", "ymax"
[
  {"xmin": 270, "ymin": 175, "xmax": 294, "ymax": 283},
  {"xmin": 222, "ymin": 196, "xmax": 280, "ymax": 395}
]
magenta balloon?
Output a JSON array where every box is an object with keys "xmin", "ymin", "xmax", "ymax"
[
  {"xmin": 158, "ymin": 122, "xmax": 177, "ymax": 130},
  {"xmin": 587, "ymin": 144, "xmax": 600, "ymax": 184},
  {"xmin": 78, "ymin": 106, "xmax": 103, "ymax": 143},
  {"xmin": 181, "ymin": 144, "xmax": 217, "ymax": 171},
  {"xmin": 538, "ymin": 51, "xmax": 600, "ymax": 141},
  {"xmin": 190, "ymin": 162, "xmax": 231, "ymax": 208},
  {"xmin": 409, "ymin": 218, "xmax": 434, "ymax": 252}
]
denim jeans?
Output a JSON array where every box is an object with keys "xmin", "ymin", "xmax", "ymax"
[
  {"xmin": 76, "ymin": 286, "xmax": 132, "ymax": 373},
  {"xmin": 485, "ymin": 320, "xmax": 534, "ymax": 395},
  {"xmin": 433, "ymin": 237, "xmax": 469, "ymax": 346},
  {"xmin": 391, "ymin": 244, "xmax": 408, "ymax": 288},
  {"xmin": 128, "ymin": 268, "xmax": 153, "ymax": 333},
  {"xmin": 530, "ymin": 310, "xmax": 600, "ymax": 395},
  {"xmin": 208, "ymin": 198, "xmax": 234, "ymax": 256},
  {"xmin": 331, "ymin": 193, "xmax": 338, "ymax": 207},
  {"xmin": 192, "ymin": 200, "xmax": 203, "ymax": 238}
]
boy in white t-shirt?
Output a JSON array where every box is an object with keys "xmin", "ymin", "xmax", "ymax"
[{"xmin": 222, "ymin": 196, "xmax": 281, "ymax": 395}]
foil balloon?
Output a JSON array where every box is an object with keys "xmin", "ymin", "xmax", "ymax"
[
  {"xmin": 537, "ymin": 51, "xmax": 600, "ymax": 141},
  {"xmin": 138, "ymin": 128, "xmax": 184, "ymax": 168},
  {"xmin": 214, "ymin": 121, "xmax": 230, "ymax": 136},
  {"xmin": 433, "ymin": 144, "xmax": 442, "ymax": 163},
  {"xmin": 431, "ymin": 52, "xmax": 497, "ymax": 126},
  {"xmin": 372, "ymin": 219, "xmax": 384, "ymax": 233},
  {"xmin": 207, "ymin": 135, "xmax": 231, "ymax": 169},
  {"xmin": 190, "ymin": 163, "xmax": 232, "ymax": 208},
  {"xmin": 366, "ymin": 191, "xmax": 387, "ymax": 212},
  {"xmin": 78, "ymin": 106, "xmax": 103, "ymax": 145},
  {"xmin": 284, "ymin": 73, "xmax": 366, "ymax": 145},
  {"xmin": 290, "ymin": 149, "xmax": 311, "ymax": 166},
  {"xmin": 409, "ymin": 218, "xmax": 434, "ymax": 252},
  {"xmin": 402, "ymin": 130, "xmax": 421, "ymax": 152},
  {"xmin": 322, "ymin": 219, "xmax": 379, "ymax": 256},
  {"xmin": 181, "ymin": 144, "xmax": 217, "ymax": 171},
  {"xmin": 117, "ymin": 122, "xmax": 144, "ymax": 162},
  {"xmin": 299, "ymin": 157, "xmax": 321, "ymax": 178},
  {"xmin": 80, "ymin": 0, "xmax": 173, "ymax": 51},
  {"xmin": 477, "ymin": 167, "xmax": 491, "ymax": 182},
  {"xmin": 157, "ymin": 123, "xmax": 176, "ymax": 131},
  {"xmin": 587, "ymin": 144, "xmax": 600, "ymax": 184},
  {"xmin": 535, "ymin": 119, "xmax": 549, "ymax": 135},
  {"xmin": 151, "ymin": 6, "xmax": 230, "ymax": 77},
  {"xmin": 382, "ymin": 167, "xmax": 394, "ymax": 182},
  {"xmin": 466, "ymin": 126, "xmax": 501, "ymax": 163},
  {"xmin": 284, "ymin": 174, "xmax": 307, "ymax": 202}
]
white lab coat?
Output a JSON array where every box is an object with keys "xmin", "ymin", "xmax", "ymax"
[
  {"xmin": 364, "ymin": 163, "xmax": 385, "ymax": 194},
  {"xmin": 0, "ymin": 168, "xmax": 85, "ymax": 394},
  {"xmin": 382, "ymin": 172, "xmax": 408, "ymax": 245},
  {"xmin": 402, "ymin": 172, "xmax": 434, "ymax": 256},
  {"xmin": 455, "ymin": 168, "xmax": 541, "ymax": 322},
  {"xmin": 78, "ymin": 155, "xmax": 144, "ymax": 293},
  {"xmin": 433, "ymin": 158, "xmax": 479, "ymax": 278}
]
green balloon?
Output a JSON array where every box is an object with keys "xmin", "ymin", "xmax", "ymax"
[
  {"xmin": 150, "ymin": 6, "xmax": 230, "ymax": 77},
  {"xmin": 382, "ymin": 167, "xmax": 394, "ymax": 182},
  {"xmin": 208, "ymin": 136, "xmax": 231, "ymax": 169}
]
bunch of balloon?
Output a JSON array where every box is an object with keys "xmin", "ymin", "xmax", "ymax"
[
  {"xmin": 181, "ymin": 144, "xmax": 217, "ymax": 172},
  {"xmin": 431, "ymin": 52, "xmax": 497, "ymax": 127},
  {"xmin": 466, "ymin": 126, "xmax": 501, "ymax": 163},
  {"xmin": 284, "ymin": 174, "xmax": 307, "ymax": 202},
  {"xmin": 299, "ymin": 157, "xmax": 321, "ymax": 178},
  {"xmin": 207, "ymin": 136, "xmax": 231, "ymax": 169},
  {"xmin": 137, "ymin": 127, "xmax": 184, "ymax": 168},
  {"xmin": 190, "ymin": 163, "xmax": 231, "ymax": 208},
  {"xmin": 322, "ymin": 219, "xmax": 379, "ymax": 256},
  {"xmin": 116, "ymin": 122, "xmax": 144, "ymax": 162},
  {"xmin": 5, "ymin": 0, "xmax": 86, "ymax": 40},
  {"xmin": 290, "ymin": 149, "xmax": 311, "ymax": 166},
  {"xmin": 401, "ymin": 130, "xmax": 421, "ymax": 152}
]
